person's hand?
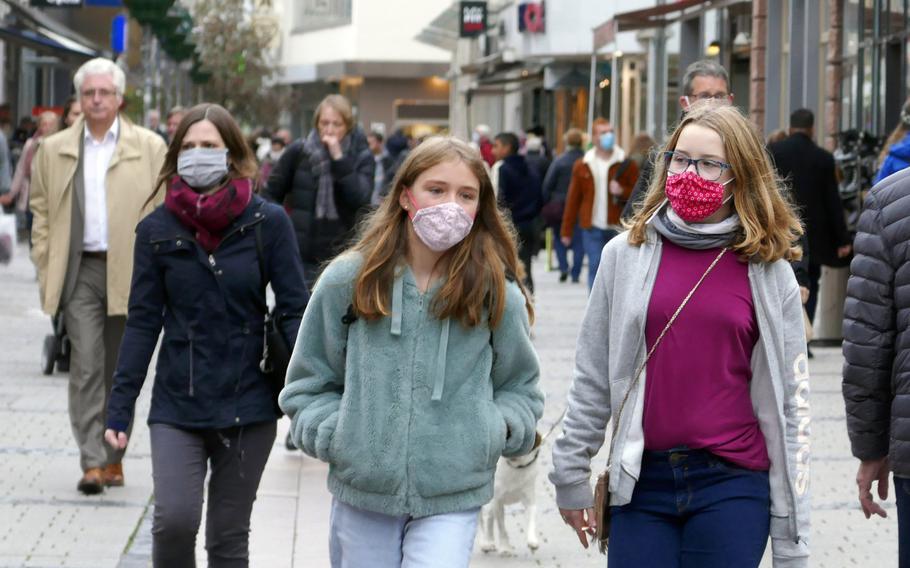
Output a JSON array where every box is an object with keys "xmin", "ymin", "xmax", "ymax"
[
  {"xmin": 857, "ymin": 457, "xmax": 890, "ymax": 519},
  {"xmin": 322, "ymin": 134, "xmax": 343, "ymax": 160},
  {"xmin": 837, "ymin": 244, "xmax": 853, "ymax": 258},
  {"xmin": 800, "ymin": 286, "xmax": 810, "ymax": 305},
  {"xmin": 0, "ymin": 194, "xmax": 11, "ymax": 206},
  {"xmin": 104, "ymin": 429, "xmax": 129, "ymax": 450},
  {"xmin": 561, "ymin": 236, "xmax": 572, "ymax": 247},
  {"xmin": 559, "ymin": 507, "xmax": 596, "ymax": 548},
  {"xmin": 608, "ymin": 180, "xmax": 623, "ymax": 196}
]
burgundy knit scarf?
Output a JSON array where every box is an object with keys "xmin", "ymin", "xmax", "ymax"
[{"xmin": 164, "ymin": 177, "xmax": 253, "ymax": 253}]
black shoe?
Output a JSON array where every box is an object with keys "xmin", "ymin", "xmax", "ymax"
[
  {"xmin": 559, "ymin": 272, "xmax": 568, "ymax": 283},
  {"xmin": 571, "ymin": 277, "xmax": 580, "ymax": 283}
]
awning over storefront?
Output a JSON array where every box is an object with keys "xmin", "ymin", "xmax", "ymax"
[
  {"xmin": 0, "ymin": 0, "xmax": 103, "ymax": 59},
  {"xmin": 415, "ymin": 1, "xmax": 459, "ymax": 52},
  {"xmin": 614, "ymin": 0, "xmax": 714, "ymax": 31}
]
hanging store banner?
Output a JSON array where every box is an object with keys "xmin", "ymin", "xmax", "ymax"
[
  {"xmin": 518, "ymin": 2, "xmax": 545, "ymax": 33},
  {"xmin": 459, "ymin": 1, "xmax": 487, "ymax": 38}
]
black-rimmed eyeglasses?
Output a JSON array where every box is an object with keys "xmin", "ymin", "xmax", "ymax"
[{"xmin": 663, "ymin": 151, "xmax": 732, "ymax": 182}]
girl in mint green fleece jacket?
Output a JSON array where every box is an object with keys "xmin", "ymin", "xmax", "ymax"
[{"xmin": 279, "ymin": 136, "xmax": 544, "ymax": 567}]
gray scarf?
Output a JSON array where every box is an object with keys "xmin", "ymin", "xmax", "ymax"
[
  {"xmin": 304, "ymin": 129, "xmax": 351, "ymax": 221},
  {"xmin": 649, "ymin": 199, "xmax": 741, "ymax": 249}
]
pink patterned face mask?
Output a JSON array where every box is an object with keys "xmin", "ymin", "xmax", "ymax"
[
  {"xmin": 406, "ymin": 190, "xmax": 475, "ymax": 252},
  {"xmin": 665, "ymin": 171, "xmax": 734, "ymax": 222}
]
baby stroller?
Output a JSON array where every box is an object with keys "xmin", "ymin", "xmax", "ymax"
[{"xmin": 41, "ymin": 313, "xmax": 70, "ymax": 375}]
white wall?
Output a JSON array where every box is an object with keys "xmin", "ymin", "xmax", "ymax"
[
  {"xmin": 279, "ymin": 0, "xmax": 452, "ymax": 69},
  {"xmin": 496, "ymin": 0, "xmax": 664, "ymax": 58}
]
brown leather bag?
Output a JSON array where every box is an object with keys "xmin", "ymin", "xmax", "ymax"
[{"xmin": 592, "ymin": 247, "xmax": 728, "ymax": 553}]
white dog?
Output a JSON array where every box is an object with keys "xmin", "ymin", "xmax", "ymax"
[{"xmin": 479, "ymin": 431, "xmax": 543, "ymax": 554}]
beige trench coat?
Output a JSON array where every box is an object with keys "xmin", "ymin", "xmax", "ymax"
[{"xmin": 29, "ymin": 116, "xmax": 167, "ymax": 316}]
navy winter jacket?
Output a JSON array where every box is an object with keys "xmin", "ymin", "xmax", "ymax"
[
  {"xmin": 107, "ymin": 194, "xmax": 309, "ymax": 432},
  {"xmin": 498, "ymin": 154, "xmax": 542, "ymax": 225}
]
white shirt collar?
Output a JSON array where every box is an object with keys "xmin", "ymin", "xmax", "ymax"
[{"xmin": 84, "ymin": 116, "xmax": 120, "ymax": 145}]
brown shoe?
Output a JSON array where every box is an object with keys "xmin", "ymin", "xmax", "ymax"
[
  {"xmin": 103, "ymin": 463, "xmax": 124, "ymax": 487},
  {"xmin": 77, "ymin": 468, "xmax": 104, "ymax": 495}
]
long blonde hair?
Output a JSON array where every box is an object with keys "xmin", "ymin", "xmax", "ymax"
[
  {"xmin": 627, "ymin": 104, "xmax": 803, "ymax": 263},
  {"xmin": 348, "ymin": 136, "xmax": 533, "ymax": 328},
  {"xmin": 878, "ymin": 99, "xmax": 910, "ymax": 166}
]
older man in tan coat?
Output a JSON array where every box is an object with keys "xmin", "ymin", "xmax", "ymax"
[{"xmin": 30, "ymin": 58, "xmax": 167, "ymax": 495}]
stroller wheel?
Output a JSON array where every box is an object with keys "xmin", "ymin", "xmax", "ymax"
[{"xmin": 41, "ymin": 335, "xmax": 58, "ymax": 375}]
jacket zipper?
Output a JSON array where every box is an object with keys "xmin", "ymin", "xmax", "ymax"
[{"xmin": 188, "ymin": 338, "xmax": 195, "ymax": 397}]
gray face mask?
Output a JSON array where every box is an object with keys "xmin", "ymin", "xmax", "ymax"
[{"xmin": 177, "ymin": 147, "xmax": 229, "ymax": 189}]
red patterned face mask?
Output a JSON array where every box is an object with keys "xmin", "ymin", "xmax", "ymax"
[{"xmin": 665, "ymin": 171, "xmax": 734, "ymax": 222}]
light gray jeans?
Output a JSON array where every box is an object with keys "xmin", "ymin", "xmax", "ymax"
[
  {"xmin": 149, "ymin": 421, "xmax": 276, "ymax": 568},
  {"xmin": 329, "ymin": 498, "xmax": 480, "ymax": 568}
]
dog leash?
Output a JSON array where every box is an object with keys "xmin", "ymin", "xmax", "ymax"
[{"xmin": 504, "ymin": 410, "xmax": 568, "ymax": 470}]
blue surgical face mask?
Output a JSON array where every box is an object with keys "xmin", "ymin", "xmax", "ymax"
[{"xmin": 599, "ymin": 132, "xmax": 615, "ymax": 151}]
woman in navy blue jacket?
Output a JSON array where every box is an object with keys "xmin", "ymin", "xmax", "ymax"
[{"xmin": 104, "ymin": 103, "xmax": 308, "ymax": 568}]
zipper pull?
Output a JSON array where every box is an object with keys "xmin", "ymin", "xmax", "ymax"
[{"xmin": 208, "ymin": 254, "xmax": 216, "ymax": 267}]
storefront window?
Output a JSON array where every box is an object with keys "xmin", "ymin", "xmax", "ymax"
[{"xmin": 845, "ymin": 0, "xmax": 860, "ymax": 56}]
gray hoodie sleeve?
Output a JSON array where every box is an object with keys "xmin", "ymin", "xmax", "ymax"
[
  {"xmin": 548, "ymin": 245, "xmax": 614, "ymax": 510},
  {"xmin": 772, "ymin": 272, "xmax": 812, "ymax": 567}
]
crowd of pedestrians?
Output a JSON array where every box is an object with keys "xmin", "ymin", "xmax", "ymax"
[{"xmin": 6, "ymin": 54, "xmax": 910, "ymax": 568}]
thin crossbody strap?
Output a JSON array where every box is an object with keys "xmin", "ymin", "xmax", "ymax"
[{"xmin": 606, "ymin": 247, "xmax": 728, "ymax": 462}]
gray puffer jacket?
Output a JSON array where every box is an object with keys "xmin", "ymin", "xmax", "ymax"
[{"xmin": 843, "ymin": 166, "xmax": 910, "ymax": 476}]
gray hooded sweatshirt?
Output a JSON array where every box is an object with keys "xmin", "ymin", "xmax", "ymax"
[{"xmin": 549, "ymin": 228, "xmax": 810, "ymax": 567}]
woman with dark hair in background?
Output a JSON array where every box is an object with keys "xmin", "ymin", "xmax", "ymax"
[
  {"xmin": 104, "ymin": 103, "xmax": 308, "ymax": 567},
  {"xmin": 61, "ymin": 97, "xmax": 82, "ymax": 129}
]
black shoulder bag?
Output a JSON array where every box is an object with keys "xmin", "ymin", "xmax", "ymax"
[{"xmin": 254, "ymin": 223, "xmax": 292, "ymax": 414}]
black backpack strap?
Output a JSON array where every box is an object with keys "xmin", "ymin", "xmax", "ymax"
[{"xmin": 341, "ymin": 304, "xmax": 358, "ymax": 325}]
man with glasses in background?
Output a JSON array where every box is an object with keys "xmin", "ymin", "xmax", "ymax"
[
  {"xmin": 30, "ymin": 58, "xmax": 166, "ymax": 494},
  {"xmin": 622, "ymin": 59, "xmax": 734, "ymax": 219}
]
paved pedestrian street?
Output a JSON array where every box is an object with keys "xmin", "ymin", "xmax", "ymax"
[{"xmin": 0, "ymin": 241, "xmax": 901, "ymax": 567}]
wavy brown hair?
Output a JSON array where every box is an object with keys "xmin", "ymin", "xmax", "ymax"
[
  {"xmin": 145, "ymin": 103, "xmax": 258, "ymax": 206},
  {"xmin": 349, "ymin": 136, "xmax": 533, "ymax": 328},
  {"xmin": 627, "ymin": 104, "xmax": 803, "ymax": 263}
]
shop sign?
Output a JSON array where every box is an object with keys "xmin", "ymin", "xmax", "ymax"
[
  {"xmin": 518, "ymin": 2, "xmax": 545, "ymax": 33},
  {"xmin": 459, "ymin": 1, "xmax": 487, "ymax": 38},
  {"xmin": 30, "ymin": 0, "xmax": 84, "ymax": 7}
]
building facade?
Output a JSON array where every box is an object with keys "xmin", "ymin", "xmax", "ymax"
[{"xmin": 275, "ymin": 0, "xmax": 452, "ymax": 138}]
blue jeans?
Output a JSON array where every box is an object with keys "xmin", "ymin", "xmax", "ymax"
[
  {"xmin": 898, "ymin": 476, "xmax": 910, "ymax": 568},
  {"xmin": 608, "ymin": 449, "xmax": 771, "ymax": 568},
  {"xmin": 329, "ymin": 498, "xmax": 480, "ymax": 568},
  {"xmin": 581, "ymin": 227, "xmax": 618, "ymax": 290},
  {"xmin": 553, "ymin": 221, "xmax": 584, "ymax": 281}
]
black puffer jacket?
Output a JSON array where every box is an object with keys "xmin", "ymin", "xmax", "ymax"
[
  {"xmin": 265, "ymin": 128, "xmax": 374, "ymax": 266},
  {"xmin": 842, "ymin": 166, "xmax": 910, "ymax": 476}
]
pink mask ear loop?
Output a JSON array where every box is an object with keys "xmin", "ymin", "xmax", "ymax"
[{"xmin": 405, "ymin": 189, "xmax": 418, "ymax": 219}]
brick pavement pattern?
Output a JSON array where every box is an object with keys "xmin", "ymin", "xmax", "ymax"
[{"xmin": 0, "ymin": 241, "xmax": 900, "ymax": 567}]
